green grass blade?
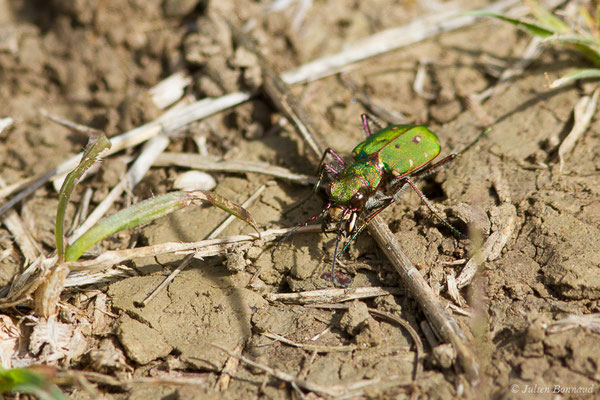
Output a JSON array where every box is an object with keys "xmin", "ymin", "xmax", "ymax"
[
  {"xmin": 65, "ymin": 190, "xmax": 260, "ymax": 261},
  {"xmin": 468, "ymin": 10, "xmax": 557, "ymax": 38},
  {"xmin": 55, "ymin": 134, "xmax": 111, "ymax": 261},
  {"xmin": 65, "ymin": 191, "xmax": 191, "ymax": 261},
  {"xmin": 188, "ymin": 190, "xmax": 261, "ymax": 236},
  {"xmin": 550, "ymin": 68, "xmax": 600, "ymax": 88},
  {"xmin": 545, "ymin": 35, "xmax": 600, "ymax": 66},
  {"xmin": 546, "ymin": 34, "xmax": 600, "ymax": 48},
  {"xmin": 527, "ymin": 0, "xmax": 571, "ymax": 34},
  {"xmin": 0, "ymin": 367, "xmax": 67, "ymax": 400}
]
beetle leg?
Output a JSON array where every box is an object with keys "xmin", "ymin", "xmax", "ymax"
[
  {"xmin": 361, "ymin": 113, "xmax": 385, "ymax": 136},
  {"xmin": 322, "ymin": 163, "xmax": 339, "ymax": 176},
  {"xmin": 387, "ymin": 180, "xmax": 410, "ymax": 201},
  {"xmin": 284, "ymin": 150, "xmax": 343, "ymax": 216},
  {"xmin": 361, "ymin": 114, "xmax": 373, "ymax": 136},
  {"xmin": 363, "ymin": 198, "xmax": 395, "ymax": 225},
  {"xmin": 404, "ymin": 178, "xmax": 467, "ymax": 239},
  {"xmin": 321, "ymin": 210, "xmax": 331, "ymax": 235},
  {"xmin": 315, "ymin": 148, "xmax": 345, "ymax": 184},
  {"xmin": 320, "ymin": 148, "xmax": 346, "ymax": 170}
]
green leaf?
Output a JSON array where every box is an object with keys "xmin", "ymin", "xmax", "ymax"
[
  {"xmin": 188, "ymin": 190, "xmax": 260, "ymax": 236},
  {"xmin": 65, "ymin": 190, "xmax": 260, "ymax": 261},
  {"xmin": 468, "ymin": 10, "xmax": 557, "ymax": 38},
  {"xmin": 550, "ymin": 68, "xmax": 600, "ymax": 88},
  {"xmin": 55, "ymin": 134, "xmax": 111, "ymax": 261},
  {"xmin": 527, "ymin": 0, "xmax": 571, "ymax": 34},
  {"xmin": 65, "ymin": 191, "xmax": 191, "ymax": 261},
  {"xmin": 546, "ymin": 34, "xmax": 600, "ymax": 48},
  {"xmin": 0, "ymin": 367, "xmax": 66, "ymax": 400},
  {"xmin": 544, "ymin": 35, "xmax": 600, "ymax": 66}
]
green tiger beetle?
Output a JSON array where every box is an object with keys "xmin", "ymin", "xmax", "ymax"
[{"xmin": 284, "ymin": 114, "xmax": 490, "ymax": 285}]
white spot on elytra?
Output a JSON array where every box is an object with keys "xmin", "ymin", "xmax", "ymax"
[{"xmin": 408, "ymin": 159, "xmax": 414, "ymax": 168}]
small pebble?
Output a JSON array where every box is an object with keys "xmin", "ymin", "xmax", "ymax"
[
  {"xmin": 173, "ymin": 171, "xmax": 216, "ymax": 191},
  {"xmin": 0, "ymin": 117, "xmax": 14, "ymax": 135},
  {"xmin": 432, "ymin": 343, "xmax": 456, "ymax": 369}
]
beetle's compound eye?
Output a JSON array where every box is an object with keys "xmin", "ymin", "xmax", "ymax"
[{"xmin": 349, "ymin": 192, "xmax": 366, "ymax": 210}]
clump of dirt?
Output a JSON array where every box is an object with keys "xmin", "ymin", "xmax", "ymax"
[{"xmin": 2, "ymin": 0, "xmax": 600, "ymax": 399}]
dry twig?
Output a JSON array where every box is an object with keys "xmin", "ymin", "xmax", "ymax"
[
  {"xmin": 215, "ymin": 343, "xmax": 242, "ymax": 392},
  {"xmin": 456, "ymin": 168, "xmax": 516, "ymax": 289},
  {"xmin": 558, "ymin": 89, "xmax": 599, "ymax": 171},
  {"xmin": 261, "ymin": 331, "xmax": 358, "ymax": 353},
  {"xmin": 0, "ymin": 177, "xmax": 41, "ymax": 261},
  {"xmin": 140, "ymin": 253, "xmax": 195, "ymax": 307},
  {"xmin": 469, "ymin": 36, "xmax": 543, "ymax": 105},
  {"xmin": 547, "ymin": 313, "xmax": 600, "ymax": 334},
  {"xmin": 154, "ymin": 154, "xmax": 316, "ymax": 186},
  {"xmin": 265, "ymin": 286, "xmax": 402, "ymax": 304},
  {"xmin": 64, "ymin": 226, "xmax": 320, "ymax": 271},
  {"xmin": 366, "ymin": 218, "xmax": 479, "ymax": 383}
]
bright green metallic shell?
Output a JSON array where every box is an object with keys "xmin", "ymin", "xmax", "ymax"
[
  {"xmin": 329, "ymin": 161, "xmax": 382, "ymax": 204},
  {"xmin": 352, "ymin": 125, "xmax": 441, "ymax": 177}
]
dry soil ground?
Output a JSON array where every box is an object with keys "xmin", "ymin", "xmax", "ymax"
[{"xmin": 1, "ymin": 0, "xmax": 600, "ymax": 399}]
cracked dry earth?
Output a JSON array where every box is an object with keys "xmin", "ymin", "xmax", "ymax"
[{"xmin": 1, "ymin": 0, "xmax": 600, "ymax": 399}]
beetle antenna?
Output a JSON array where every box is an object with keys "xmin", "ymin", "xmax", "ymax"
[{"xmin": 458, "ymin": 127, "xmax": 492, "ymax": 155}]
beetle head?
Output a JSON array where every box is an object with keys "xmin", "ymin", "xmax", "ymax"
[{"xmin": 329, "ymin": 175, "xmax": 367, "ymax": 211}]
